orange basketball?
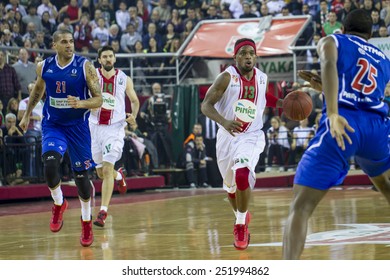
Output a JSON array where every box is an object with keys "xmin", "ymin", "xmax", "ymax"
[{"xmin": 282, "ymin": 90, "xmax": 313, "ymax": 121}]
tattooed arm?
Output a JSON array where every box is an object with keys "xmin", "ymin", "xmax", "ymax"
[
  {"xmin": 67, "ymin": 60, "xmax": 103, "ymax": 109},
  {"xmin": 19, "ymin": 62, "xmax": 46, "ymax": 132}
]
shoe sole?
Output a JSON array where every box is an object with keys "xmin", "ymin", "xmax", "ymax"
[
  {"xmin": 234, "ymin": 233, "xmax": 250, "ymax": 250},
  {"xmin": 93, "ymin": 220, "xmax": 105, "ymax": 227},
  {"xmin": 50, "ymin": 200, "xmax": 68, "ymax": 233}
]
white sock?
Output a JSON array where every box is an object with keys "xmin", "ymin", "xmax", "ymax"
[
  {"xmin": 50, "ymin": 187, "xmax": 63, "ymax": 205},
  {"xmin": 235, "ymin": 210, "xmax": 248, "ymax": 225},
  {"xmin": 115, "ymin": 171, "xmax": 122, "ymax": 180},
  {"xmin": 80, "ymin": 199, "xmax": 91, "ymax": 221},
  {"xmin": 100, "ymin": 206, "xmax": 108, "ymax": 212}
]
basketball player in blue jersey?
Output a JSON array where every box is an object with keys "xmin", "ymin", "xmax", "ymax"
[
  {"xmin": 283, "ymin": 9, "xmax": 390, "ymax": 259},
  {"xmin": 201, "ymin": 38, "xmax": 283, "ymax": 250},
  {"xmin": 19, "ymin": 29, "xmax": 103, "ymax": 247}
]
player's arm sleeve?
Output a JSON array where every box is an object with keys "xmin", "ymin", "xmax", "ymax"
[{"xmin": 266, "ymin": 93, "xmax": 278, "ymax": 108}]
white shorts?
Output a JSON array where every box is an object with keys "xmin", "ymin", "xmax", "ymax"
[
  {"xmin": 90, "ymin": 122, "xmax": 126, "ymax": 168},
  {"xmin": 216, "ymin": 129, "xmax": 265, "ymax": 193}
]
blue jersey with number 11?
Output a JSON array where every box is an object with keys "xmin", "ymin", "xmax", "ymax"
[
  {"xmin": 42, "ymin": 54, "xmax": 90, "ymax": 126},
  {"xmin": 330, "ymin": 34, "xmax": 390, "ymax": 117}
]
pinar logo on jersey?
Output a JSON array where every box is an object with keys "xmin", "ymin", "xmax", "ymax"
[{"xmin": 233, "ymin": 99, "xmax": 257, "ymax": 123}]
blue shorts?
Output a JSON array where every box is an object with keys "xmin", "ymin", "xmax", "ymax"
[
  {"xmin": 294, "ymin": 109, "xmax": 390, "ymax": 190},
  {"xmin": 42, "ymin": 119, "xmax": 95, "ymax": 172}
]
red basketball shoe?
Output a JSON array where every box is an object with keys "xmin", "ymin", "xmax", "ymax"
[
  {"xmin": 117, "ymin": 167, "xmax": 127, "ymax": 194},
  {"xmin": 50, "ymin": 199, "xmax": 68, "ymax": 232},
  {"xmin": 93, "ymin": 210, "xmax": 108, "ymax": 227},
  {"xmin": 233, "ymin": 224, "xmax": 250, "ymax": 250},
  {"xmin": 80, "ymin": 218, "xmax": 94, "ymax": 247}
]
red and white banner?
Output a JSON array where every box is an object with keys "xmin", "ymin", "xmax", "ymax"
[{"xmin": 182, "ymin": 16, "xmax": 311, "ymax": 58}]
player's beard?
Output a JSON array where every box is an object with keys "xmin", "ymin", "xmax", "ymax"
[{"xmin": 103, "ymin": 64, "xmax": 114, "ymax": 71}]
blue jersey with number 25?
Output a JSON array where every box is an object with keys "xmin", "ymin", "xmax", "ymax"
[{"xmin": 329, "ymin": 34, "xmax": 390, "ymax": 117}]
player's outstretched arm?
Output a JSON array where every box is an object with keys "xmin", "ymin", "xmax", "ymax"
[
  {"xmin": 19, "ymin": 62, "xmax": 46, "ymax": 132},
  {"xmin": 68, "ymin": 60, "xmax": 103, "ymax": 109}
]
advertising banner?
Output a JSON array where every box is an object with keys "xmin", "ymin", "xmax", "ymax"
[{"xmin": 182, "ymin": 16, "xmax": 310, "ymax": 58}]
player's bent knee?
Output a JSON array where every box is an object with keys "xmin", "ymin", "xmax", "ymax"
[
  {"xmin": 236, "ymin": 167, "xmax": 250, "ymax": 191},
  {"xmin": 228, "ymin": 192, "xmax": 236, "ymax": 199},
  {"xmin": 43, "ymin": 151, "xmax": 62, "ymax": 188},
  {"xmin": 74, "ymin": 170, "xmax": 91, "ymax": 200}
]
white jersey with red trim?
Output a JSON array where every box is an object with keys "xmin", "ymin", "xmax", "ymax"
[
  {"xmin": 215, "ymin": 65, "xmax": 268, "ymax": 133},
  {"xmin": 89, "ymin": 68, "xmax": 127, "ymax": 125}
]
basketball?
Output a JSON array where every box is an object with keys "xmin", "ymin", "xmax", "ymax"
[{"xmin": 282, "ymin": 90, "xmax": 313, "ymax": 121}]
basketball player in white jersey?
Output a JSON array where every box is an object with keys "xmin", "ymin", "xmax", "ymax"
[
  {"xmin": 89, "ymin": 45, "xmax": 140, "ymax": 227},
  {"xmin": 201, "ymin": 38, "xmax": 283, "ymax": 250}
]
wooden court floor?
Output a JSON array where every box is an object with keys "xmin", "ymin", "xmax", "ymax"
[{"xmin": 0, "ymin": 186, "xmax": 390, "ymax": 260}]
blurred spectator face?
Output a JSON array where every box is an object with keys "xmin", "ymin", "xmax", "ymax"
[
  {"xmin": 26, "ymin": 22, "xmax": 36, "ymax": 33},
  {"xmin": 18, "ymin": 48, "xmax": 29, "ymax": 63},
  {"xmin": 135, "ymin": 40, "xmax": 143, "ymax": 52},
  {"xmin": 379, "ymin": 26, "xmax": 389, "ymax": 37},
  {"xmin": 208, "ymin": 5, "xmax": 217, "ymax": 16},
  {"xmin": 111, "ymin": 40, "xmax": 120, "ymax": 52},
  {"xmin": 260, "ymin": 4, "xmax": 268, "ymax": 15},
  {"xmin": 127, "ymin": 23, "xmax": 135, "ymax": 33},
  {"xmin": 302, "ymin": 4, "xmax": 309, "ymax": 14},
  {"xmin": 166, "ymin": 22, "xmax": 174, "ymax": 33},
  {"xmin": 152, "ymin": 83, "xmax": 162, "ymax": 94},
  {"xmin": 24, "ymin": 39, "xmax": 32, "ymax": 48},
  {"xmin": 344, "ymin": 0, "xmax": 351, "ymax": 10},
  {"xmin": 172, "ymin": 9, "xmax": 179, "ymax": 19},
  {"xmin": 151, "ymin": 10, "xmax": 160, "ymax": 21},
  {"xmin": 194, "ymin": 135, "xmax": 204, "ymax": 149},
  {"xmin": 80, "ymin": 14, "xmax": 89, "ymax": 24},
  {"xmin": 281, "ymin": 7, "xmax": 290, "ymax": 16},
  {"xmin": 148, "ymin": 23, "xmax": 157, "ymax": 35},
  {"xmin": 97, "ymin": 18, "xmax": 106, "ymax": 28},
  {"xmin": 222, "ymin": 9, "xmax": 232, "ymax": 19},
  {"xmin": 94, "ymin": 9, "xmax": 102, "ymax": 21},
  {"xmin": 149, "ymin": 37, "xmax": 157, "ymax": 48},
  {"xmin": 243, "ymin": 3, "xmax": 251, "ymax": 14},
  {"xmin": 363, "ymin": 0, "xmax": 372, "ymax": 9},
  {"xmin": 110, "ymin": 24, "xmax": 119, "ymax": 35},
  {"xmin": 12, "ymin": 23, "xmax": 20, "ymax": 33},
  {"xmin": 119, "ymin": 2, "xmax": 127, "ymax": 11},
  {"xmin": 320, "ymin": 1, "xmax": 327, "ymax": 12},
  {"xmin": 371, "ymin": 11, "xmax": 379, "ymax": 24},
  {"xmin": 187, "ymin": 8, "xmax": 196, "ymax": 19},
  {"xmin": 70, "ymin": 0, "xmax": 78, "ymax": 7},
  {"xmin": 5, "ymin": 115, "xmax": 17, "ymax": 130},
  {"xmin": 42, "ymin": 11, "xmax": 50, "ymax": 22},
  {"xmin": 36, "ymin": 32, "xmax": 44, "ymax": 43},
  {"xmin": 91, "ymin": 38, "xmax": 101, "ymax": 50},
  {"xmin": 328, "ymin": 12, "xmax": 337, "ymax": 23},
  {"xmin": 193, "ymin": 124, "xmax": 202, "ymax": 134},
  {"xmin": 2, "ymin": 29, "xmax": 12, "ymax": 42},
  {"xmin": 270, "ymin": 117, "xmax": 280, "ymax": 129}
]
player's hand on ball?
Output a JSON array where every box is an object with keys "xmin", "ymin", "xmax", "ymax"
[
  {"xmin": 298, "ymin": 70, "xmax": 322, "ymax": 92},
  {"xmin": 222, "ymin": 119, "xmax": 242, "ymax": 136},
  {"xmin": 328, "ymin": 114, "xmax": 355, "ymax": 151}
]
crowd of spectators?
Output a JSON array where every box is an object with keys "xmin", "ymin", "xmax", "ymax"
[{"xmin": 1, "ymin": 0, "xmax": 389, "ymax": 186}]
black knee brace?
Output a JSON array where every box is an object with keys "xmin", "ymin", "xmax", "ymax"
[
  {"xmin": 74, "ymin": 170, "xmax": 91, "ymax": 200},
  {"xmin": 42, "ymin": 151, "xmax": 62, "ymax": 189}
]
